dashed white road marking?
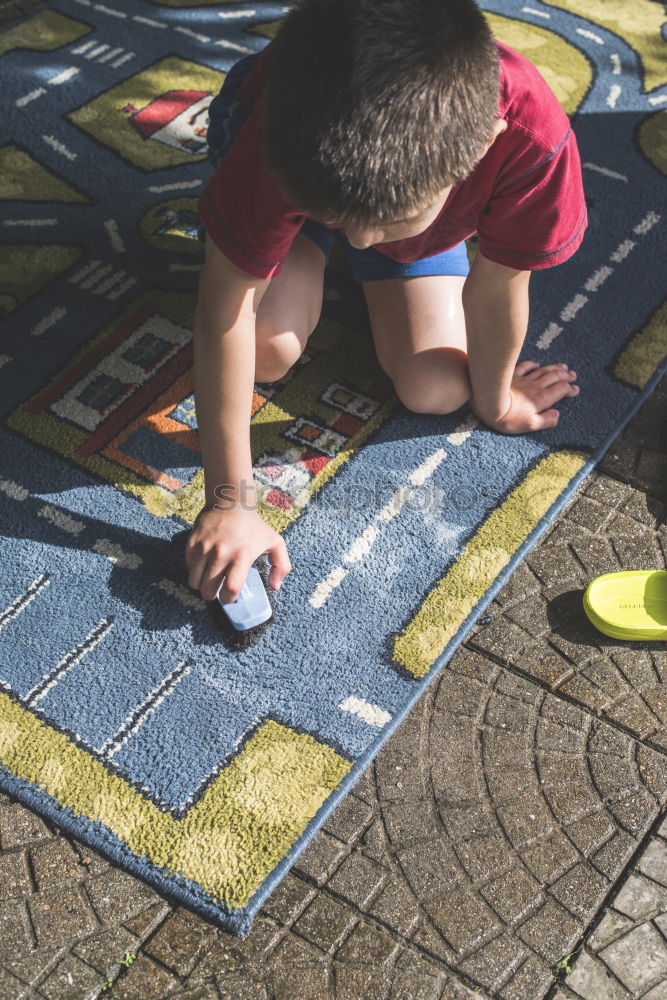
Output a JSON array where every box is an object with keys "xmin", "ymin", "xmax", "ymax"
[
  {"xmin": 0, "ymin": 479, "xmax": 29, "ymax": 501},
  {"xmin": 537, "ymin": 322, "xmax": 563, "ymax": 351},
  {"xmin": 610, "ymin": 239, "xmax": 636, "ymax": 262},
  {"xmin": 648, "ymin": 95, "xmax": 667, "ymax": 106},
  {"xmin": 309, "ymin": 449, "xmax": 447, "ymax": 608},
  {"xmin": 3, "ymin": 218, "xmax": 57, "ymax": 227},
  {"xmin": 634, "ymin": 211, "xmax": 660, "ymax": 235},
  {"xmin": 537, "ymin": 210, "xmax": 661, "ymax": 350},
  {"xmin": 576, "ymin": 28, "xmax": 604, "ymax": 44},
  {"xmin": 583, "ymin": 162, "xmax": 628, "ymax": 182},
  {"xmin": 584, "ymin": 266, "xmax": 613, "ymax": 293},
  {"xmin": 94, "ymin": 3, "xmax": 126, "ymax": 17},
  {"xmin": 133, "ymin": 16, "xmax": 166, "ymax": 28},
  {"xmin": 16, "ymin": 88, "xmax": 46, "ymax": 107},
  {"xmin": 339, "ymin": 696, "xmax": 391, "ymax": 728},
  {"xmin": 606, "ymin": 84, "xmax": 622, "ymax": 109},
  {"xmin": 218, "ymin": 8, "xmax": 257, "ymax": 17},
  {"xmin": 49, "ymin": 67, "xmax": 79, "ymax": 85},
  {"xmin": 521, "ymin": 6, "xmax": 550, "ymax": 17},
  {"xmin": 560, "ymin": 293, "xmax": 588, "ymax": 323},
  {"xmin": 610, "ymin": 53, "xmax": 621, "ymax": 75},
  {"xmin": 446, "ymin": 414, "xmax": 479, "ymax": 446},
  {"xmin": 214, "ymin": 38, "xmax": 255, "ymax": 55},
  {"xmin": 42, "ymin": 135, "xmax": 77, "ymax": 160},
  {"xmin": 92, "ymin": 539, "xmax": 142, "ymax": 570},
  {"xmin": 148, "ymin": 180, "xmax": 202, "ymax": 193},
  {"xmin": 32, "ymin": 307, "xmax": 67, "ymax": 336},
  {"xmin": 103, "ymin": 219, "xmax": 125, "ymax": 253},
  {"xmin": 37, "ymin": 504, "xmax": 85, "ymax": 535},
  {"xmin": 154, "ymin": 579, "xmax": 206, "ymax": 611},
  {"xmin": 176, "ymin": 26, "xmax": 210, "ymax": 43}
]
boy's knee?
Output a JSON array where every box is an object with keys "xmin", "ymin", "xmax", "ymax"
[
  {"xmin": 254, "ymin": 330, "xmax": 303, "ymax": 383},
  {"xmin": 394, "ymin": 381, "xmax": 467, "ymax": 416}
]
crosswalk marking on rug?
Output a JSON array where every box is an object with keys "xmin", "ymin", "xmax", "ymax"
[
  {"xmin": 99, "ymin": 661, "xmax": 191, "ymax": 758},
  {"xmin": 25, "ymin": 618, "xmax": 115, "ymax": 707},
  {"xmin": 0, "ymin": 574, "xmax": 50, "ymax": 632}
]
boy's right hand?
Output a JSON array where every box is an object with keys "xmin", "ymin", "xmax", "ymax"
[
  {"xmin": 472, "ymin": 360, "xmax": 580, "ymax": 435},
  {"xmin": 185, "ymin": 505, "xmax": 292, "ymax": 603}
]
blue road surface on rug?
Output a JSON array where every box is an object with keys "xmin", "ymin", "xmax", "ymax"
[{"xmin": 0, "ymin": 0, "xmax": 666, "ymax": 937}]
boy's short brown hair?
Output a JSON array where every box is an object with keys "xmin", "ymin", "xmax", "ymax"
[{"xmin": 263, "ymin": 0, "xmax": 500, "ymax": 227}]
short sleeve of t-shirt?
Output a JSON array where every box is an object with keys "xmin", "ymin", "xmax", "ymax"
[{"xmin": 475, "ymin": 82, "xmax": 587, "ymax": 269}]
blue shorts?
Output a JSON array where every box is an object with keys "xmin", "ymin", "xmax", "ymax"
[{"xmin": 206, "ymin": 55, "xmax": 470, "ymax": 283}]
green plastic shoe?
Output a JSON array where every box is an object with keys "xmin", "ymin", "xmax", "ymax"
[{"xmin": 583, "ymin": 570, "xmax": 667, "ymax": 641}]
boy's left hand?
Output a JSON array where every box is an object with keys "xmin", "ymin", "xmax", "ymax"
[{"xmin": 472, "ymin": 360, "xmax": 580, "ymax": 434}]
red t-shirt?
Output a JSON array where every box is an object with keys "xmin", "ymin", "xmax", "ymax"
[{"xmin": 198, "ymin": 41, "xmax": 587, "ymax": 278}]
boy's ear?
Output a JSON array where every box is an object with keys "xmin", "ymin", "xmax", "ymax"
[{"xmin": 487, "ymin": 118, "xmax": 508, "ymax": 148}]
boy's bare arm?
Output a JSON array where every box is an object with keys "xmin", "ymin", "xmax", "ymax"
[
  {"xmin": 462, "ymin": 251, "xmax": 579, "ymax": 433},
  {"xmin": 186, "ymin": 235, "xmax": 292, "ymax": 602}
]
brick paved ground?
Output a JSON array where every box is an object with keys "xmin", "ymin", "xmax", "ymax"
[{"xmin": 2, "ymin": 3, "xmax": 667, "ymax": 998}]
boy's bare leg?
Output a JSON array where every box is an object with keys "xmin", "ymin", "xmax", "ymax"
[
  {"xmin": 253, "ymin": 233, "xmax": 326, "ymax": 381},
  {"xmin": 363, "ymin": 275, "xmax": 470, "ymax": 413},
  {"xmin": 362, "ymin": 274, "xmax": 579, "ymax": 422}
]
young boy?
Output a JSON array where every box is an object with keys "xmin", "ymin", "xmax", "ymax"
[{"xmin": 186, "ymin": 0, "xmax": 586, "ymax": 605}]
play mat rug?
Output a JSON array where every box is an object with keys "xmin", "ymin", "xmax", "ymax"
[{"xmin": 0, "ymin": 0, "xmax": 665, "ymax": 936}]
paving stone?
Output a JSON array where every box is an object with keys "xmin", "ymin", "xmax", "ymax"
[
  {"xmin": 86, "ymin": 867, "xmax": 161, "ymax": 924},
  {"xmin": 323, "ymin": 794, "xmax": 374, "ymax": 843},
  {"xmin": 565, "ymin": 949, "xmax": 629, "ymax": 1000},
  {"xmin": 259, "ymin": 872, "xmax": 316, "ymax": 926},
  {"xmin": 480, "ymin": 866, "xmax": 543, "ymax": 925},
  {"xmin": 526, "ymin": 543, "xmax": 584, "ymax": 588},
  {"xmin": 610, "ymin": 873, "xmax": 667, "ymax": 921},
  {"xmin": 637, "ymin": 838, "xmax": 667, "ymax": 888},
  {"xmin": 27, "ymin": 883, "xmax": 97, "ymax": 949},
  {"xmin": 37, "ymin": 953, "xmax": 102, "ymax": 1000},
  {"xmin": 643, "ymin": 983, "xmax": 667, "ymax": 1000},
  {"xmin": 566, "ymin": 496, "xmax": 613, "ymax": 532},
  {"xmin": 516, "ymin": 898, "xmax": 581, "ymax": 964},
  {"xmin": 333, "ymin": 962, "xmax": 394, "ymax": 1000},
  {"xmin": 422, "ymin": 884, "xmax": 501, "ymax": 954},
  {"xmin": 334, "ymin": 919, "xmax": 400, "ymax": 964},
  {"xmin": 550, "ymin": 863, "xmax": 610, "ymax": 920},
  {"xmin": 216, "ymin": 974, "xmax": 269, "ymax": 999},
  {"xmin": 293, "ymin": 895, "xmax": 357, "ymax": 954},
  {"xmin": 367, "ymin": 876, "xmax": 421, "ymax": 936},
  {"xmin": 458, "ymin": 932, "xmax": 527, "ymax": 992},
  {"xmin": 143, "ymin": 908, "xmax": 212, "ymax": 976},
  {"xmin": 29, "ymin": 838, "xmax": 82, "ymax": 888},
  {"xmin": 292, "ymin": 831, "xmax": 352, "ymax": 885},
  {"xmin": 601, "ymin": 923, "xmax": 667, "ymax": 993},
  {"xmin": 587, "ymin": 909, "xmax": 634, "ymax": 950},
  {"xmin": 583, "ymin": 474, "xmax": 633, "ymax": 508},
  {"xmin": 170, "ymin": 984, "xmax": 220, "ymax": 1000},
  {"xmin": 107, "ymin": 952, "xmax": 179, "ymax": 999},
  {"xmin": 71, "ymin": 923, "xmax": 140, "ymax": 974},
  {"xmin": 0, "ymin": 898, "xmax": 33, "ymax": 960},
  {"xmin": 326, "ymin": 849, "xmax": 388, "ymax": 908},
  {"xmin": 0, "ymin": 803, "xmax": 51, "ymax": 850},
  {"xmin": 0, "ymin": 850, "xmax": 31, "ymax": 899},
  {"xmin": 272, "ymin": 966, "xmax": 330, "ymax": 1000},
  {"xmin": 499, "ymin": 953, "xmax": 556, "ymax": 1000}
]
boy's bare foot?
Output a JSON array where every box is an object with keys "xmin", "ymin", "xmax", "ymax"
[{"xmin": 472, "ymin": 360, "xmax": 580, "ymax": 434}]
